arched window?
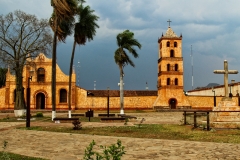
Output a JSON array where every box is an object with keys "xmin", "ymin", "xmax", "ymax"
[
  {"xmin": 167, "ymin": 64, "xmax": 170, "ymax": 71},
  {"xmin": 175, "ymin": 78, "xmax": 178, "ymax": 85},
  {"xmin": 175, "ymin": 64, "xmax": 178, "ymax": 71},
  {"xmin": 167, "ymin": 78, "xmax": 170, "ymax": 85},
  {"xmin": 37, "ymin": 68, "xmax": 45, "ymax": 82},
  {"xmin": 174, "ymin": 42, "xmax": 177, "ymax": 47},
  {"xmin": 160, "ymin": 43, "xmax": 162, "ymax": 49},
  {"xmin": 170, "ymin": 50, "xmax": 174, "ymax": 57},
  {"xmin": 60, "ymin": 89, "xmax": 67, "ymax": 103},
  {"xmin": 166, "ymin": 41, "xmax": 170, "ymax": 47}
]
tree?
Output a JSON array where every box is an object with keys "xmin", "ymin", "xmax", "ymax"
[
  {"xmin": 0, "ymin": 10, "xmax": 52, "ymax": 111},
  {"xmin": 114, "ymin": 30, "xmax": 141, "ymax": 114},
  {"xmin": 68, "ymin": 4, "xmax": 99, "ymax": 118},
  {"xmin": 50, "ymin": 0, "xmax": 79, "ymax": 120},
  {"xmin": 0, "ymin": 68, "xmax": 7, "ymax": 88}
]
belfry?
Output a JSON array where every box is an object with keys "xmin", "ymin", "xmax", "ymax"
[{"xmin": 153, "ymin": 21, "xmax": 190, "ymax": 109}]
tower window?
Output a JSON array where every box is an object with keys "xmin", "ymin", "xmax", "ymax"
[
  {"xmin": 167, "ymin": 78, "xmax": 170, "ymax": 85},
  {"xmin": 159, "ymin": 65, "xmax": 161, "ymax": 72},
  {"xmin": 167, "ymin": 64, "xmax": 170, "ymax": 71},
  {"xmin": 175, "ymin": 78, "xmax": 178, "ymax": 85},
  {"xmin": 166, "ymin": 41, "xmax": 170, "ymax": 47},
  {"xmin": 174, "ymin": 42, "xmax": 177, "ymax": 47},
  {"xmin": 170, "ymin": 50, "xmax": 174, "ymax": 57},
  {"xmin": 37, "ymin": 68, "xmax": 45, "ymax": 82},
  {"xmin": 60, "ymin": 89, "xmax": 67, "ymax": 103},
  {"xmin": 175, "ymin": 64, "xmax": 178, "ymax": 71}
]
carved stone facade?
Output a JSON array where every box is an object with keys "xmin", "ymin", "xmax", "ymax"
[{"xmin": 0, "ymin": 53, "xmax": 76, "ymax": 110}]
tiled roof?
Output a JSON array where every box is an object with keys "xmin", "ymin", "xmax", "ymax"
[
  {"xmin": 164, "ymin": 27, "xmax": 178, "ymax": 38},
  {"xmin": 87, "ymin": 90, "xmax": 158, "ymax": 97}
]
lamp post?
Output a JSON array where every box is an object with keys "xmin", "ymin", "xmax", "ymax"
[
  {"xmin": 26, "ymin": 70, "xmax": 34, "ymax": 128},
  {"xmin": 212, "ymin": 87, "xmax": 216, "ymax": 107},
  {"xmin": 107, "ymin": 87, "xmax": 110, "ymax": 117}
]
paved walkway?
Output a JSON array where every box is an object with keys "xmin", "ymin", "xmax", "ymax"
[{"xmin": 0, "ymin": 112, "xmax": 240, "ymax": 160}]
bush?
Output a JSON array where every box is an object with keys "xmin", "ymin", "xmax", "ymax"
[
  {"xmin": 83, "ymin": 139, "xmax": 125, "ymax": 160},
  {"xmin": 35, "ymin": 112, "xmax": 43, "ymax": 117}
]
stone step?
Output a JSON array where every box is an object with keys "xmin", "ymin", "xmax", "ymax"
[
  {"xmin": 211, "ymin": 122, "xmax": 240, "ymax": 128},
  {"xmin": 215, "ymin": 116, "xmax": 240, "ymax": 122}
]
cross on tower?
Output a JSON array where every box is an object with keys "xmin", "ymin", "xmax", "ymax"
[
  {"xmin": 213, "ymin": 60, "xmax": 238, "ymax": 100},
  {"xmin": 167, "ymin": 19, "xmax": 172, "ymax": 27}
]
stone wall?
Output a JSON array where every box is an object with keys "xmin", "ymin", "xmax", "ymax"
[
  {"xmin": 75, "ymin": 88, "xmax": 157, "ymax": 110},
  {"xmin": 186, "ymin": 96, "xmax": 239, "ymax": 109}
]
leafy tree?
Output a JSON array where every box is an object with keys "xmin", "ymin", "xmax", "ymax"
[
  {"xmin": 114, "ymin": 30, "xmax": 141, "ymax": 114},
  {"xmin": 68, "ymin": 3, "xmax": 99, "ymax": 117},
  {"xmin": 50, "ymin": 0, "xmax": 79, "ymax": 119},
  {"xmin": 0, "ymin": 10, "xmax": 52, "ymax": 110},
  {"xmin": 0, "ymin": 68, "xmax": 7, "ymax": 88}
]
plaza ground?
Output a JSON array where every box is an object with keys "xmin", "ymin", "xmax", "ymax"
[{"xmin": 0, "ymin": 111, "xmax": 240, "ymax": 160}]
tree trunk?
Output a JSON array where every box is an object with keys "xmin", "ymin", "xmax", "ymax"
[
  {"xmin": 14, "ymin": 70, "xmax": 25, "ymax": 110},
  {"xmin": 68, "ymin": 41, "xmax": 77, "ymax": 118},
  {"xmin": 14, "ymin": 68, "xmax": 26, "ymax": 117},
  {"xmin": 51, "ymin": 11, "xmax": 57, "ymax": 121},
  {"xmin": 119, "ymin": 66, "xmax": 124, "ymax": 115}
]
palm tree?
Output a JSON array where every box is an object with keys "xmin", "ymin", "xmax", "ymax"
[
  {"xmin": 114, "ymin": 30, "xmax": 142, "ymax": 115},
  {"xmin": 68, "ymin": 4, "xmax": 99, "ymax": 118},
  {"xmin": 50, "ymin": 0, "xmax": 79, "ymax": 120}
]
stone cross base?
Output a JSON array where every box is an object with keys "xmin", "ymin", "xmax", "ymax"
[{"xmin": 210, "ymin": 100, "xmax": 240, "ymax": 128}]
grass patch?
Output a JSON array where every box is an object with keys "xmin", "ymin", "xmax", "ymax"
[{"xmin": 20, "ymin": 124, "xmax": 240, "ymax": 144}]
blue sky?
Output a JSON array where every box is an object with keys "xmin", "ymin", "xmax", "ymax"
[{"xmin": 1, "ymin": 0, "xmax": 240, "ymax": 91}]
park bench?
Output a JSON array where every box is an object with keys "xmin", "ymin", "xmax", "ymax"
[
  {"xmin": 68, "ymin": 113, "xmax": 85, "ymax": 117},
  {"xmin": 53, "ymin": 117, "xmax": 79, "ymax": 123},
  {"xmin": 118, "ymin": 114, "xmax": 137, "ymax": 119},
  {"xmin": 98, "ymin": 114, "xmax": 115, "ymax": 117}
]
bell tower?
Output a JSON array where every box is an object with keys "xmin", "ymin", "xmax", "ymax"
[{"xmin": 154, "ymin": 21, "xmax": 190, "ymax": 109}]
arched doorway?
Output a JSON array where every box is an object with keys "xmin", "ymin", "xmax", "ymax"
[
  {"xmin": 36, "ymin": 93, "xmax": 45, "ymax": 109},
  {"xmin": 169, "ymin": 98, "xmax": 177, "ymax": 109}
]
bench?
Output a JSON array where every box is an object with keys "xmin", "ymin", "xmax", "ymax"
[
  {"xmin": 118, "ymin": 114, "xmax": 137, "ymax": 119},
  {"xmin": 53, "ymin": 117, "xmax": 79, "ymax": 123},
  {"xmin": 69, "ymin": 114, "xmax": 85, "ymax": 117},
  {"xmin": 101, "ymin": 117, "xmax": 125, "ymax": 122},
  {"xmin": 98, "ymin": 114, "xmax": 115, "ymax": 117}
]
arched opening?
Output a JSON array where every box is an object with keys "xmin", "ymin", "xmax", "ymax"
[
  {"xmin": 167, "ymin": 78, "xmax": 170, "ymax": 85},
  {"xmin": 60, "ymin": 89, "xmax": 67, "ymax": 103},
  {"xmin": 174, "ymin": 42, "xmax": 177, "ymax": 47},
  {"xmin": 170, "ymin": 50, "xmax": 174, "ymax": 57},
  {"xmin": 167, "ymin": 64, "xmax": 170, "ymax": 71},
  {"xmin": 175, "ymin": 64, "xmax": 178, "ymax": 71},
  {"xmin": 37, "ymin": 68, "xmax": 45, "ymax": 82},
  {"xmin": 169, "ymin": 98, "xmax": 177, "ymax": 109},
  {"xmin": 36, "ymin": 93, "xmax": 45, "ymax": 109},
  {"xmin": 175, "ymin": 78, "xmax": 178, "ymax": 85},
  {"xmin": 166, "ymin": 41, "xmax": 170, "ymax": 47}
]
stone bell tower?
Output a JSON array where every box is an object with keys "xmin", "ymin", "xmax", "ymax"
[{"xmin": 153, "ymin": 21, "xmax": 190, "ymax": 109}]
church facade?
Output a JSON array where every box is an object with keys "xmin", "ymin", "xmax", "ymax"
[{"xmin": 0, "ymin": 25, "xmax": 239, "ymax": 111}]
